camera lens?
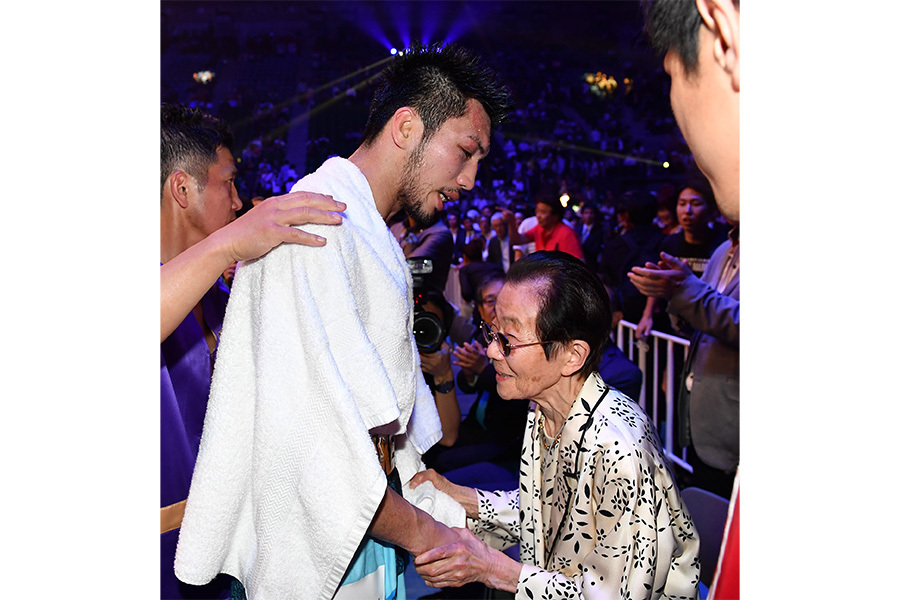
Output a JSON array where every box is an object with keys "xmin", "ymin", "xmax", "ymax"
[{"xmin": 413, "ymin": 311, "xmax": 445, "ymax": 353}]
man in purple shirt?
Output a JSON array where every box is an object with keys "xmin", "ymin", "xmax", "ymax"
[{"xmin": 160, "ymin": 104, "xmax": 345, "ymax": 599}]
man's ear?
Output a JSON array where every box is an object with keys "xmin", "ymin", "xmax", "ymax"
[
  {"xmin": 168, "ymin": 170, "xmax": 193, "ymax": 209},
  {"xmin": 561, "ymin": 340, "xmax": 590, "ymax": 377},
  {"xmin": 697, "ymin": 0, "xmax": 740, "ymax": 92},
  {"xmin": 389, "ymin": 106, "xmax": 422, "ymax": 150}
]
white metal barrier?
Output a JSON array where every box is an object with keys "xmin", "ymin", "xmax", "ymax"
[{"xmin": 616, "ymin": 320, "xmax": 694, "ymax": 473}]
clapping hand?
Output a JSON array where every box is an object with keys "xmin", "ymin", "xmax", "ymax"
[
  {"xmin": 451, "ymin": 340, "xmax": 489, "ymax": 377},
  {"xmin": 627, "ymin": 252, "xmax": 694, "ymax": 300}
]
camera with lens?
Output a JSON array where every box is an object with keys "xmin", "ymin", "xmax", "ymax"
[{"xmin": 408, "ymin": 257, "xmax": 448, "ymax": 354}]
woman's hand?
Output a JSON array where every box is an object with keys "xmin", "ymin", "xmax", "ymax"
[{"xmin": 410, "ymin": 469, "xmax": 479, "ymax": 519}]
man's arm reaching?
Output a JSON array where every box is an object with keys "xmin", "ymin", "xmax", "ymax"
[{"xmin": 161, "ymin": 191, "xmax": 345, "ymax": 341}]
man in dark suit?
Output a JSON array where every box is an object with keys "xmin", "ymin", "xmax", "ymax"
[
  {"xmin": 598, "ymin": 191, "xmax": 665, "ymax": 325},
  {"xmin": 458, "ymin": 238, "xmax": 504, "ymax": 304},
  {"xmin": 574, "ymin": 203, "xmax": 603, "ymax": 273},
  {"xmin": 486, "ymin": 211, "xmax": 514, "ymax": 272},
  {"xmin": 629, "ymin": 227, "xmax": 739, "ymax": 498},
  {"xmin": 446, "ymin": 209, "xmax": 466, "ymax": 265}
]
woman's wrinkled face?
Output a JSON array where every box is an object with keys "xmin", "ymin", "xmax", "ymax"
[{"xmin": 486, "ymin": 281, "xmax": 568, "ymax": 401}]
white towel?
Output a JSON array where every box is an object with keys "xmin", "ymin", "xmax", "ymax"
[{"xmin": 174, "ymin": 157, "xmax": 462, "ymax": 600}]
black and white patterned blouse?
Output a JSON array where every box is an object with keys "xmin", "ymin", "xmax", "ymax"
[{"xmin": 466, "ymin": 372, "xmax": 700, "ymax": 599}]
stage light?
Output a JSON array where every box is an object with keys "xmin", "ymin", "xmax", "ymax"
[
  {"xmin": 560, "ymin": 193, "xmax": 570, "ymax": 207},
  {"xmin": 584, "ymin": 71, "xmax": 617, "ymax": 98},
  {"xmin": 663, "ymin": 161, "xmax": 670, "ymax": 169},
  {"xmin": 193, "ymin": 71, "xmax": 215, "ymax": 85},
  {"xmin": 390, "ymin": 48, "xmax": 398, "ymax": 55}
]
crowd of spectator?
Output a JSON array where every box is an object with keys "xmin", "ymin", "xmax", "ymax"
[
  {"xmin": 159, "ymin": 0, "xmax": 731, "ymax": 461},
  {"xmin": 161, "ymin": 1, "xmax": 699, "ymax": 221}
]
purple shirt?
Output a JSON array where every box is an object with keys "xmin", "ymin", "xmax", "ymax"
[
  {"xmin": 161, "ymin": 278, "xmax": 231, "ymax": 599},
  {"xmin": 161, "ymin": 279, "xmax": 229, "ymax": 508}
]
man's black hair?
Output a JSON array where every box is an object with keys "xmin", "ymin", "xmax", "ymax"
[
  {"xmin": 534, "ymin": 185, "xmax": 566, "ymax": 219},
  {"xmin": 642, "ymin": 0, "xmax": 740, "ymax": 73},
  {"xmin": 642, "ymin": 0, "xmax": 739, "ymax": 75},
  {"xmin": 161, "ymin": 103, "xmax": 234, "ymax": 197},
  {"xmin": 360, "ymin": 42, "xmax": 512, "ymax": 147},
  {"xmin": 476, "ymin": 272, "xmax": 506, "ymax": 305},
  {"xmin": 642, "ymin": 0, "xmax": 704, "ymax": 72},
  {"xmin": 624, "ymin": 190, "xmax": 658, "ymax": 227},
  {"xmin": 462, "ymin": 238, "xmax": 485, "ymax": 263},
  {"xmin": 682, "ymin": 173, "xmax": 716, "ymax": 208}
]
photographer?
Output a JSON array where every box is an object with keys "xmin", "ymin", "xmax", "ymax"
[
  {"xmin": 413, "ymin": 288, "xmax": 462, "ymax": 449},
  {"xmin": 392, "ymin": 212, "xmax": 454, "ymax": 292}
]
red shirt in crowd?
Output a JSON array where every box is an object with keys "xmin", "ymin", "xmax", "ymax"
[{"xmin": 527, "ymin": 222, "xmax": 584, "ymax": 260}]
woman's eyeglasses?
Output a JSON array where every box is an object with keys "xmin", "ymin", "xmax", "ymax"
[{"xmin": 481, "ymin": 321, "xmax": 557, "ymax": 357}]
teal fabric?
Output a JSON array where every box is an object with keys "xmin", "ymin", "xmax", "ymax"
[
  {"xmin": 473, "ymin": 392, "xmax": 488, "ymax": 428},
  {"xmin": 341, "ymin": 537, "xmax": 402, "ymax": 600},
  {"xmin": 340, "ymin": 466, "xmax": 408, "ymax": 599}
]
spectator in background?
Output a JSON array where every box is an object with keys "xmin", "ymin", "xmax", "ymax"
[
  {"xmin": 462, "ymin": 211, "xmax": 480, "ymax": 246},
  {"xmin": 458, "ymin": 238, "xmax": 504, "ymax": 305},
  {"xmin": 446, "ymin": 209, "xmax": 467, "ymax": 264},
  {"xmin": 654, "ymin": 182, "xmax": 681, "ymax": 235},
  {"xmin": 393, "ymin": 212, "xmax": 455, "ymax": 293},
  {"xmin": 513, "ymin": 210, "xmax": 525, "ymax": 230},
  {"xmin": 635, "ymin": 176, "xmax": 728, "ymax": 338},
  {"xmin": 665, "ymin": 177, "xmax": 728, "ymax": 277},
  {"xmin": 597, "ymin": 191, "xmax": 617, "ymax": 237},
  {"xmin": 613, "ymin": 201, "xmax": 630, "ymax": 237},
  {"xmin": 478, "ymin": 214, "xmax": 493, "ymax": 256},
  {"xmin": 257, "ymin": 162, "xmax": 277, "ymax": 195},
  {"xmin": 505, "ymin": 187, "xmax": 584, "ymax": 260},
  {"xmin": 486, "ymin": 211, "xmax": 515, "ymax": 272},
  {"xmin": 278, "ymin": 162, "xmax": 299, "ymax": 194},
  {"xmin": 513, "ymin": 210, "xmax": 537, "ymax": 261},
  {"xmin": 574, "ymin": 202, "xmax": 603, "ymax": 274},
  {"xmin": 597, "ymin": 190, "xmax": 665, "ymax": 327}
]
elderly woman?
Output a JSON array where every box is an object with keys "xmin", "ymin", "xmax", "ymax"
[{"xmin": 411, "ymin": 251, "xmax": 699, "ymax": 599}]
